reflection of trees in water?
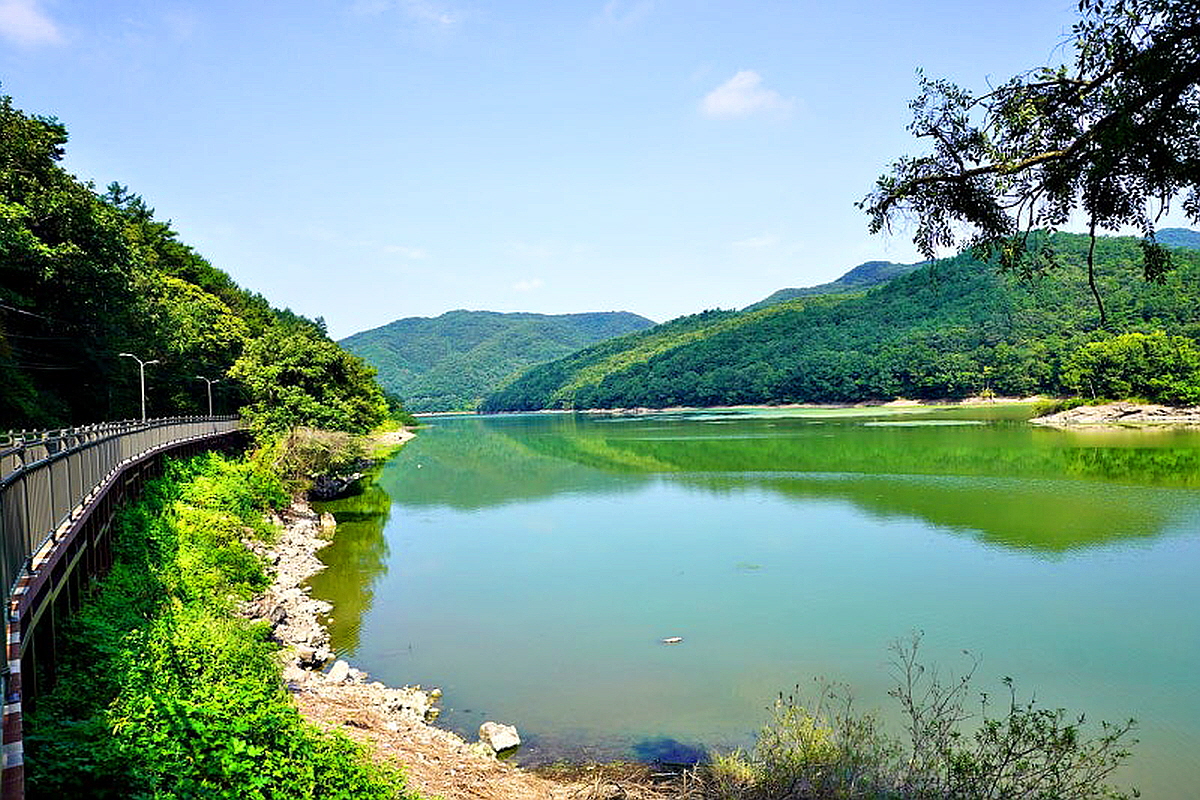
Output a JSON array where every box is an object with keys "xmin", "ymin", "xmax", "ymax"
[
  {"xmin": 709, "ymin": 473, "xmax": 1172, "ymax": 552},
  {"xmin": 309, "ymin": 480, "xmax": 392, "ymax": 655},
  {"xmin": 376, "ymin": 416, "xmax": 643, "ymax": 510},
  {"xmin": 399, "ymin": 415, "xmax": 1200, "ymax": 553}
]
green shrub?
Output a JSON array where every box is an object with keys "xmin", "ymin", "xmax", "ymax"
[{"xmin": 1031, "ymin": 398, "xmax": 1069, "ymax": 417}]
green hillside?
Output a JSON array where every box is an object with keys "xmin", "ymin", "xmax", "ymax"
[
  {"xmin": 481, "ymin": 232, "xmax": 1200, "ymax": 412},
  {"xmin": 742, "ymin": 259, "xmax": 923, "ymax": 311},
  {"xmin": 339, "ymin": 310, "xmax": 655, "ymax": 413}
]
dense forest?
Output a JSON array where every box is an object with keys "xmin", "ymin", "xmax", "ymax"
[
  {"xmin": 481, "ymin": 232, "xmax": 1200, "ymax": 412},
  {"xmin": 340, "ymin": 309, "xmax": 654, "ymax": 413},
  {"xmin": 0, "ymin": 93, "xmax": 389, "ymax": 435}
]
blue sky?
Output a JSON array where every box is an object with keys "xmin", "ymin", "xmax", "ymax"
[{"xmin": 1, "ymin": 1, "xmax": 1186, "ymax": 338}]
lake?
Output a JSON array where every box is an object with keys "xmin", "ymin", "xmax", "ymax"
[{"xmin": 310, "ymin": 406, "xmax": 1200, "ymax": 798}]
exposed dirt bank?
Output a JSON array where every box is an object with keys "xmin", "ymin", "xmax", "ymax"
[
  {"xmin": 1032, "ymin": 401, "xmax": 1200, "ymax": 426},
  {"xmin": 374, "ymin": 426, "xmax": 417, "ymax": 446}
]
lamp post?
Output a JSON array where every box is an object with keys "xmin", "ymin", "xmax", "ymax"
[
  {"xmin": 118, "ymin": 352, "xmax": 159, "ymax": 422},
  {"xmin": 195, "ymin": 376, "xmax": 221, "ymax": 416}
]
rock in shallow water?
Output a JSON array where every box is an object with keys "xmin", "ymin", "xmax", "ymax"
[
  {"xmin": 478, "ymin": 721, "xmax": 521, "ymax": 753},
  {"xmin": 327, "ymin": 659, "xmax": 351, "ymax": 683}
]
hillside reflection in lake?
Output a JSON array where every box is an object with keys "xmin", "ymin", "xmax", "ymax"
[{"xmin": 310, "ymin": 408, "xmax": 1200, "ymax": 798}]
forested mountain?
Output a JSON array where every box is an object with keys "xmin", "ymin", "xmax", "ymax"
[
  {"xmin": 1156, "ymin": 227, "xmax": 1200, "ymax": 250},
  {"xmin": 339, "ymin": 310, "xmax": 654, "ymax": 412},
  {"xmin": 742, "ymin": 259, "xmax": 923, "ymax": 311},
  {"xmin": 0, "ymin": 94, "xmax": 387, "ymax": 434},
  {"xmin": 481, "ymin": 232, "xmax": 1200, "ymax": 412}
]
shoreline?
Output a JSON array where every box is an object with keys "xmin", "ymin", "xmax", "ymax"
[
  {"xmin": 248, "ymin": 497, "xmax": 575, "ymax": 799},
  {"xmin": 255, "ymin": 408, "xmax": 1192, "ymax": 798},
  {"xmin": 248, "ymin": 429, "xmax": 682, "ymax": 799},
  {"xmin": 431, "ymin": 397, "xmax": 1200, "ymax": 428},
  {"xmin": 420, "ymin": 396, "xmax": 1043, "ymax": 418},
  {"xmin": 1031, "ymin": 401, "xmax": 1200, "ymax": 427}
]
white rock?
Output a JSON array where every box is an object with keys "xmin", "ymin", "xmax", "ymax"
[
  {"xmin": 327, "ymin": 659, "xmax": 351, "ymax": 683},
  {"xmin": 479, "ymin": 721, "xmax": 521, "ymax": 753}
]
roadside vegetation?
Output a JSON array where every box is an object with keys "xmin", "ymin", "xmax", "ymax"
[{"xmin": 24, "ymin": 451, "xmax": 417, "ymax": 800}]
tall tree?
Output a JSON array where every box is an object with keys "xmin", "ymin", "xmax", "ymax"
[
  {"xmin": 862, "ymin": 0, "xmax": 1200, "ymax": 328},
  {"xmin": 228, "ymin": 319, "xmax": 388, "ymax": 438}
]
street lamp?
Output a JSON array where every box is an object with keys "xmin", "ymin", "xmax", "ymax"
[
  {"xmin": 118, "ymin": 352, "xmax": 159, "ymax": 422},
  {"xmin": 195, "ymin": 375, "xmax": 221, "ymax": 416}
]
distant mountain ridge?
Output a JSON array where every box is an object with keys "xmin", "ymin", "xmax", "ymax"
[
  {"xmin": 340, "ymin": 310, "xmax": 655, "ymax": 412},
  {"xmin": 481, "ymin": 231, "xmax": 1200, "ymax": 412},
  {"xmin": 1156, "ymin": 227, "xmax": 1200, "ymax": 250},
  {"xmin": 743, "ymin": 259, "xmax": 924, "ymax": 311}
]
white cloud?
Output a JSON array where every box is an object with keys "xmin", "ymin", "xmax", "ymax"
[
  {"xmin": 701, "ymin": 70, "xmax": 794, "ymax": 120},
  {"xmin": 513, "ymin": 278, "xmax": 544, "ymax": 292},
  {"xmin": 384, "ymin": 244, "xmax": 428, "ymax": 259},
  {"xmin": 0, "ymin": 0, "xmax": 63, "ymax": 47},
  {"xmin": 598, "ymin": 0, "xmax": 652, "ymax": 27},
  {"xmin": 405, "ymin": 0, "xmax": 460, "ymax": 25},
  {"xmin": 733, "ymin": 234, "xmax": 780, "ymax": 249},
  {"xmin": 162, "ymin": 8, "xmax": 200, "ymax": 41},
  {"xmin": 353, "ymin": 0, "xmax": 460, "ymax": 25}
]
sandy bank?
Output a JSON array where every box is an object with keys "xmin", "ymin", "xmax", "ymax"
[{"xmin": 374, "ymin": 426, "xmax": 417, "ymax": 446}]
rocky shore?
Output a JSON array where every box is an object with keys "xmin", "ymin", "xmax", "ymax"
[
  {"xmin": 240, "ymin": 451, "xmax": 681, "ymax": 799},
  {"xmin": 1032, "ymin": 401, "xmax": 1200, "ymax": 426}
]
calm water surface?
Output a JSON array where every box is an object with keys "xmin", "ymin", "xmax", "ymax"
[{"xmin": 311, "ymin": 407, "xmax": 1200, "ymax": 798}]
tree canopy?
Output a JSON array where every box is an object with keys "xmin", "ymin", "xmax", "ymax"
[
  {"xmin": 230, "ymin": 320, "xmax": 388, "ymax": 437},
  {"xmin": 862, "ymin": 0, "xmax": 1200, "ymax": 326}
]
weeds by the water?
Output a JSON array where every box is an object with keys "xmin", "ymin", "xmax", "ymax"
[
  {"xmin": 709, "ymin": 634, "xmax": 1138, "ymax": 800},
  {"xmin": 259, "ymin": 426, "xmax": 370, "ymax": 495}
]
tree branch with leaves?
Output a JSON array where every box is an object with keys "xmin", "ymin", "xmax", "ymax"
[{"xmin": 862, "ymin": 0, "xmax": 1200, "ymax": 328}]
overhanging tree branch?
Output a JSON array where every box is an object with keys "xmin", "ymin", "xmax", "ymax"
[{"xmin": 862, "ymin": 0, "xmax": 1200, "ymax": 326}]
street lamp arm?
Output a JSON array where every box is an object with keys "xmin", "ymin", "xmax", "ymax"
[
  {"xmin": 195, "ymin": 375, "xmax": 221, "ymax": 416},
  {"xmin": 118, "ymin": 352, "xmax": 157, "ymax": 421}
]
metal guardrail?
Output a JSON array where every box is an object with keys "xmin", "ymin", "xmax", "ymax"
[{"xmin": 0, "ymin": 416, "xmax": 241, "ymax": 607}]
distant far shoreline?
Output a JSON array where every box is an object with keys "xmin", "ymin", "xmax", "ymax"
[{"xmin": 415, "ymin": 397, "xmax": 1044, "ymax": 418}]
